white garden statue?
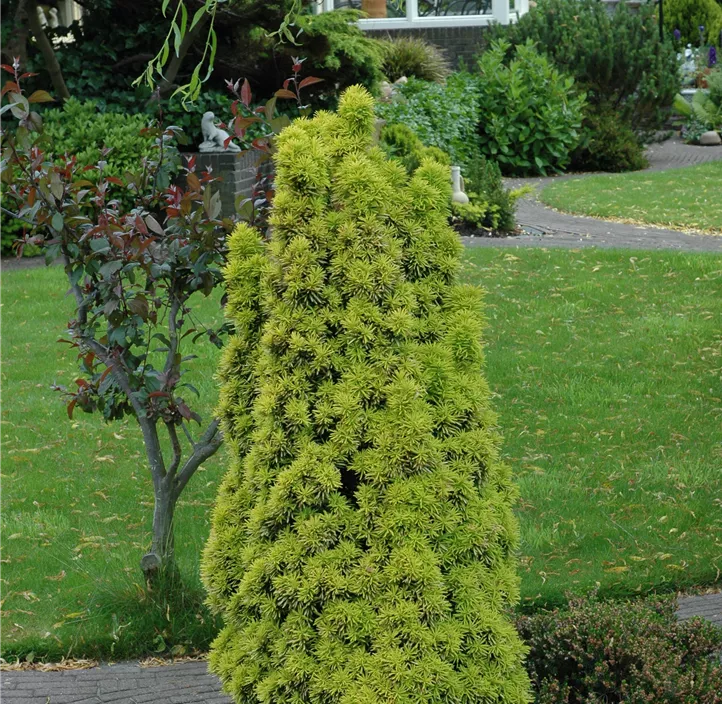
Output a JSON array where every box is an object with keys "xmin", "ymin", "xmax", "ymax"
[{"xmin": 199, "ymin": 111, "xmax": 241, "ymax": 153}]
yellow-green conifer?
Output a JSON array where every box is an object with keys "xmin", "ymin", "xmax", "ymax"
[{"xmin": 202, "ymin": 85, "xmax": 531, "ymax": 704}]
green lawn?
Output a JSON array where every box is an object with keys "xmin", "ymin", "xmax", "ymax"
[
  {"xmin": 2, "ymin": 249, "xmax": 722, "ymax": 661},
  {"xmin": 540, "ymin": 161, "xmax": 722, "ymax": 233}
]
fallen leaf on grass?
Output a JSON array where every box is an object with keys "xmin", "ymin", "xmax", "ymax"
[
  {"xmin": 44, "ymin": 570, "xmax": 66, "ymax": 581},
  {"xmin": 0, "ymin": 658, "xmax": 99, "ymax": 671}
]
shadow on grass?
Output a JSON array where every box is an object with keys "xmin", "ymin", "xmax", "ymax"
[{"xmin": 1, "ymin": 575, "xmax": 222, "ymax": 663}]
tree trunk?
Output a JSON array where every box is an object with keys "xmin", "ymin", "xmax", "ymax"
[
  {"xmin": 140, "ymin": 479, "xmax": 179, "ymax": 586},
  {"xmin": 139, "ymin": 417, "xmax": 222, "ymax": 589},
  {"xmin": 26, "ymin": 0, "xmax": 71, "ymax": 100},
  {"xmin": 4, "ymin": 0, "xmax": 29, "ymax": 66}
]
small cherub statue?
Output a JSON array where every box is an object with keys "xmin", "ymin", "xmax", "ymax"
[{"xmin": 199, "ymin": 111, "xmax": 241, "ymax": 153}]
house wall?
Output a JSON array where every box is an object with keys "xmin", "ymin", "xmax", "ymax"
[{"xmin": 361, "ymin": 24, "xmax": 490, "ymax": 69}]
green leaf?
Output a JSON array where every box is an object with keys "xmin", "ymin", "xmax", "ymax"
[
  {"xmin": 90, "ymin": 238, "xmax": 110, "ymax": 253},
  {"xmin": 190, "ymin": 5, "xmax": 206, "ymax": 31},
  {"xmin": 51, "ymin": 212, "xmax": 64, "ymax": 232},
  {"xmin": 99, "ymin": 260, "xmax": 123, "ymax": 279}
]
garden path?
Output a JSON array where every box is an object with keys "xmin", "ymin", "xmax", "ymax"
[
  {"xmin": 464, "ymin": 137, "xmax": 722, "ymax": 253},
  {"xmin": 2, "ymin": 592, "xmax": 721, "ymax": 703}
]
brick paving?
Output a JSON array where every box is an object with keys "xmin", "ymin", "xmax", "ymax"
[
  {"xmin": 0, "ymin": 660, "xmax": 231, "ymax": 704},
  {"xmin": 677, "ymin": 592, "xmax": 722, "ymax": 627}
]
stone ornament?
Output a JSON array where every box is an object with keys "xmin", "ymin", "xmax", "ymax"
[
  {"xmin": 199, "ymin": 111, "xmax": 241, "ymax": 153},
  {"xmin": 700, "ymin": 130, "xmax": 722, "ymax": 146},
  {"xmin": 451, "ymin": 165, "xmax": 469, "ymax": 204}
]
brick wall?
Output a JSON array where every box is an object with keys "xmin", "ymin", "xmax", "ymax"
[
  {"xmin": 191, "ymin": 151, "xmax": 269, "ymax": 219},
  {"xmin": 361, "ymin": 25, "xmax": 491, "ymax": 69}
]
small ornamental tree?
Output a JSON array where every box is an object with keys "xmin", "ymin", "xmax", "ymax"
[
  {"xmin": 201, "ymin": 86, "xmax": 531, "ymax": 703},
  {"xmin": 0, "ymin": 62, "xmax": 230, "ymax": 586}
]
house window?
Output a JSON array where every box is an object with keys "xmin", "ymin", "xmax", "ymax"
[{"xmin": 314, "ymin": 0, "xmax": 528, "ymax": 27}]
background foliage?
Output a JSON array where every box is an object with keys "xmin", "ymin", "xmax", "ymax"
[
  {"xmin": 664, "ymin": 0, "xmax": 722, "ymax": 47},
  {"xmin": 490, "ymin": 0, "xmax": 678, "ymax": 171},
  {"xmin": 476, "ymin": 40, "xmax": 585, "ymax": 176},
  {"xmin": 375, "ymin": 72, "xmax": 481, "ymax": 167}
]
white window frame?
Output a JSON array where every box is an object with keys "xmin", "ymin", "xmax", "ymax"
[{"xmin": 314, "ymin": 0, "xmax": 529, "ymax": 28}]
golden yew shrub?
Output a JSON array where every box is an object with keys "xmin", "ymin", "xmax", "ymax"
[{"xmin": 201, "ymin": 85, "xmax": 531, "ymax": 704}]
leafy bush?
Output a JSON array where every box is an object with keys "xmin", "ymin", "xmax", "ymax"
[
  {"xmin": 40, "ymin": 99, "xmax": 179, "ymax": 211},
  {"xmin": 202, "ymin": 86, "xmax": 531, "ymax": 703},
  {"xmin": 492, "ymin": 0, "xmax": 679, "ymax": 135},
  {"xmin": 570, "ymin": 105, "xmax": 649, "ymax": 173},
  {"xmin": 476, "ymin": 40, "xmax": 585, "ymax": 175},
  {"xmin": 665, "ymin": 0, "xmax": 722, "ymax": 47},
  {"xmin": 378, "ymin": 36, "xmax": 451, "ymax": 83},
  {"xmin": 674, "ymin": 69, "xmax": 722, "ymax": 140},
  {"xmin": 518, "ymin": 594, "xmax": 722, "ymax": 703},
  {"xmin": 376, "ymin": 72, "xmax": 481, "ymax": 165},
  {"xmin": 43, "ymin": 99, "xmax": 152, "ymax": 171},
  {"xmin": 379, "ymin": 123, "xmax": 450, "ymax": 173}
]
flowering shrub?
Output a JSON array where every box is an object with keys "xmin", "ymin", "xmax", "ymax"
[{"xmin": 518, "ymin": 593, "xmax": 722, "ymax": 703}]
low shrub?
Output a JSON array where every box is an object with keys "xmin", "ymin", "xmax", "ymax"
[
  {"xmin": 674, "ymin": 69, "xmax": 722, "ymax": 142},
  {"xmin": 476, "ymin": 40, "xmax": 585, "ymax": 175},
  {"xmin": 379, "ymin": 123, "xmax": 450, "ymax": 173},
  {"xmin": 42, "ymin": 98, "xmax": 153, "ymax": 174},
  {"xmin": 40, "ymin": 99, "xmax": 179, "ymax": 207},
  {"xmin": 376, "ymin": 72, "xmax": 481, "ymax": 165},
  {"xmin": 665, "ymin": 0, "xmax": 722, "ymax": 47},
  {"xmin": 518, "ymin": 594, "xmax": 722, "ymax": 703},
  {"xmin": 570, "ymin": 106, "xmax": 648, "ymax": 173},
  {"xmin": 455, "ymin": 155, "xmax": 520, "ymax": 232},
  {"xmin": 378, "ymin": 36, "xmax": 451, "ymax": 83}
]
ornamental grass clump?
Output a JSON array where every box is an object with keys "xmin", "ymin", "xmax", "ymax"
[{"xmin": 201, "ymin": 85, "xmax": 531, "ymax": 704}]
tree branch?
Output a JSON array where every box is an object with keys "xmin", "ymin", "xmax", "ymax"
[
  {"xmin": 165, "ymin": 420, "xmax": 183, "ymax": 480},
  {"xmin": 61, "ymin": 251, "xmax": 167, "ymax": 484},
  {"xmin": 5, "ymin": 0, "xmax": 29, "ymax": 66},
  {"xmin": 26, "ymin": 0, "xmax": 71, "ymax": 100},
  {"xmin": 163, "ymin": 295, "xmax": 181, "ymax": 378},
  {"xmin": 158, "ymin": 7, "xmax": 209, "ymax": 97},
  {"xmin": 111, "ymin": 53, "xmax": 155, "ymax": 70},
  {"xmin": 180, "ymin": 420, "xmax": 195, "ymax": 445},
  {"xmin": 172, "ymin": 418, "xmax": 222, "ymax": 499}
]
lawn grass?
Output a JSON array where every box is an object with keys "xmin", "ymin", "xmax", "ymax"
[
  {"xmin": 540, "ymin": 161, "xmax": 722, "ymax": 233},
  {"xmin": 2, "ymin": 248, "xmax": 722, "ymax": 661}
]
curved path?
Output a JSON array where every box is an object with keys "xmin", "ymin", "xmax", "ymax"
[{"xmin": 465, "ymin": 138, "xmax": 722, "ymax": 253}]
